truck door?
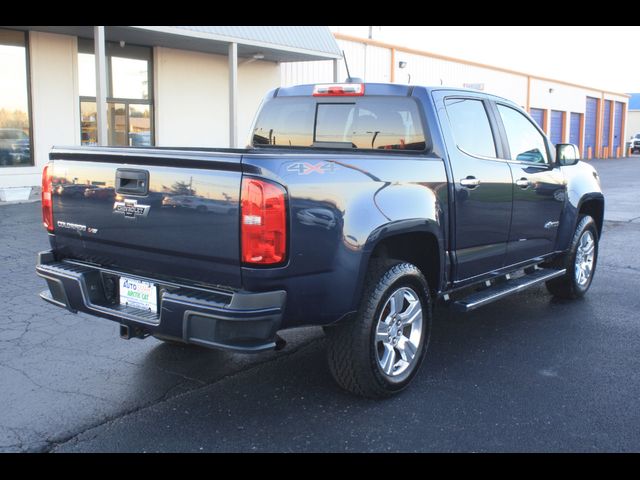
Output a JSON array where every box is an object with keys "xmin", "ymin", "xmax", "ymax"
[
  {"xmin": 436, "ymin": 94, "xmax": 513, "ymax": 280},
  {"xmin": 493, "ymin": 103, "xmax": 565, "ymax": 266}
]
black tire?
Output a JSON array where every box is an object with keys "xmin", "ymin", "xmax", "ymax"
[
  {"xmin": 326, "ymin": 260, "xmax": 432, "ymax": 398},
  {"xmin": 546, "ymin": 215, "xmax": 599, "ymax": 299}
]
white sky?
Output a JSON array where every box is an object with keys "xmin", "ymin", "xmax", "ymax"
[{"xmin": 332, "ymin": 26, "xmax": 640, "ymax": 93}]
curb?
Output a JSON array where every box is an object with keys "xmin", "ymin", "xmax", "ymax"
[{"xmin": 0, "ymin": 199, "xmax": 40, "ymax": 207}]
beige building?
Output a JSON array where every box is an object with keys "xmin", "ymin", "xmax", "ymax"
[
  {"xmin": 0, "ymin": 26, "xmax": 340, "ymax": 200},
  {"xmin": 281, "ymin": 33, "xmax": 630, "ymax": 160},
  {"xmin": 1, "ymin": 26, "xmax": 631, "ymax": 201}
]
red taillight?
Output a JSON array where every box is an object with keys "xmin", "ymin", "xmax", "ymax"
[
  {"xmin": 42, "ymin": 163, "xmax": 53, "ymax": 232},
  {"xmin": 241, "ymin": 178, "xmax": 287, "ymax": 265},
  {"xmin": 313, "ymin": 83, "xmax": 365, "ymax": 96}
]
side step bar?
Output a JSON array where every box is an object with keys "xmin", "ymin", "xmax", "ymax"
[{"xmin": 453, "ymin": 268, "xmax": 566, "ymax": 312}]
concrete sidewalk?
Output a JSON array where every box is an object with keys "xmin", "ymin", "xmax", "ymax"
[{"xmin": 0, "ymin": 186, "xmax": 40, "ymax": 206}]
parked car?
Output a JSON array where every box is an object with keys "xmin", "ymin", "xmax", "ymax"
[
  {"xmin": 37, "ymin": 82, "xmax": 604, "ymax": 398},
  {"xmin": 163, "ymin": 194, "xmax": 234, "ymax": 214},
  {"xmin": 0, "ymin": 128, "xmax": 29, "ymax": 166},
  {"xmin": 129, "ymin": 131, "xmax": 151, "ymax": 147},
  {"xmin": 630, "ymin": 133, "xmax": 640, "ymax": 154},
  {"xmin": 55, "ymin": 184, "xmax": 92, "ymax": 199},
  {"xmin": 83, "ymin": 186, "xmax": 115, "ymax": 201}
]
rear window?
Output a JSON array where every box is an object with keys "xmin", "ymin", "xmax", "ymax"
[{"xmin": 252, "ymin": 97, "xmax": 426, "ymax": 151}]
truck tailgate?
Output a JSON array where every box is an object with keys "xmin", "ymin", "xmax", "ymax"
[{"xmin": 49, "ymin": 148, "xmax": 243, "ymax": 288}]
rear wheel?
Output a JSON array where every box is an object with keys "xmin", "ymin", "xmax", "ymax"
[
  {"xmin": 546, "ymin": 215, "xmax": 598, "ymax": 299},
  {"xmin": 326, "ymin": 260, "xmax": 432, "ymax": 398}
]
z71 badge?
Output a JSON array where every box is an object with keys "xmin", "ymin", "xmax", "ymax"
[{"xmin": 113, "ymin": 199, "xmax": 150, "ymax": 219}]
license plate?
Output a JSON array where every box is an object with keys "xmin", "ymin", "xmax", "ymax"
[{"xmin": 119, "ymin": 276, "xmax": 158, "ymax": 313}]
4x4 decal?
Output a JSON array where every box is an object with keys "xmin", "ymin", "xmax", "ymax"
[{"xmin": 287, "ymin": 162, "xmax": 336, "ymax": 175}]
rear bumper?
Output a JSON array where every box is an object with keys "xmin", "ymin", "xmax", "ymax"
[{"xmin": 36, "ymin": 251, "xmax": 285, "ymax": 353}]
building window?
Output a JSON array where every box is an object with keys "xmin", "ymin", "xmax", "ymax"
[
  {"xmin": 78, "ymin": 38, "xmax": 153, "ymax": 147},
  {"xmin": 0, "ymin": 29, "xmax": 32, "ymax": 168}
]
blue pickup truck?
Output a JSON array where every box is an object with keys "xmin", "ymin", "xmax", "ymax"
[{"xmin": 37, "ymin": 82, "xmax": 604, "ymax": 398}]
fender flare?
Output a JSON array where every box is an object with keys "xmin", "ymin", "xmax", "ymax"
[
  {"xmin": 556, "ymin": 192, "xmax": 605, "ymax": 251},
  {"xmin": 349, "ymin": 219, "xmax": 445, "ymax": 311}
]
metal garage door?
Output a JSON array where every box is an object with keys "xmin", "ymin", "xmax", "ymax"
[
  {"xmin": 550, "ymin": 110, "xmax": 563, "ymax": 145},
  {"xmin": 613, "ymin": 101, "xmax": 623, "ymax": 154},
  {"xmin": 570, "ymin": 112, "xmax": 581, "ymax": 148},
  {"xmin": 584, "ymin": 97, "xmax": 598, "ymax": 157},
  {"xmin": 529, "ymin": 108, "xmax": 544, "ymax": 129},
  {"xmin": 602, "ymin": 100, "xmax": 611, "ymax": 152}
]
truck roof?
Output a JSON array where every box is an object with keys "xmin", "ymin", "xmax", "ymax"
[{"xmin": 273, "ymin": 82, "xmax": 519, "ymax": 106}]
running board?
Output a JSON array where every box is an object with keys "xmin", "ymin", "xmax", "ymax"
[{"xmin": 453, "ymin": 268, "xmax": 566, "ymax": 312}]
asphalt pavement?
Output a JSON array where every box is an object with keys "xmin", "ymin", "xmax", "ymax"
[{"xmin": 1, "ymin": 157, "xmax": 639, "ymax": 452}]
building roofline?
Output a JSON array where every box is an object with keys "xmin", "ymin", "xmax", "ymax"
[
  {"xmin": 133, "ymin": 26, "xmax": 342, "ymax": 60},
  {"xmin": 333, "ymin": 33, "xmax": 630, "ymax": 99}
]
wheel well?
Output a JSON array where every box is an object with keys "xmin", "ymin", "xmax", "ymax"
[
  {"xmin": 370, "ymin": 233, "xmax": 440, "ymax": 294},
  {"xmin": 579, "ymin": 198, "xmax": 604, "ymax": 236}
]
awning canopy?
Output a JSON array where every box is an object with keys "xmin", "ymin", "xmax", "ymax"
[
  {"xmin": 6, "ymin": 26, "xmax": 341, "ymax": 148},
  {"xmin": 11, "ymin": 25, "xmax": 342, "ymax": 62}
]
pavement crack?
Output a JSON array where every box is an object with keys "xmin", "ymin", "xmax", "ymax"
[
  {"xmin": 149, "ymin": 364, "xmax": 208, "ymax": 386},
  {"xmin": 0, "ymin": 362, "xmax": 115, "ymax": 406},
  {"xmin": 599, "ymin": 263, "xmax": 640, "ymax": 273},
  {"xmin": 43, "ymin": 336, "xmax": 322, "ymax": 453},
  {"xmin": 0, "ymin": 426, "xmax": 26, "ymax": 451},
  {"xmin": 0, "ymin": 363, "xmax": 46, "ymax": 390}
]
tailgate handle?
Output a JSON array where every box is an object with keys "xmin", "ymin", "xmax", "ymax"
[{"xmin": 115, "ymin": 169, "xmax": 149, "ymax": 195}]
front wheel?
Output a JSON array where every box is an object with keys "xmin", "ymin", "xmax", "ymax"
[
  {"xmin": 546, "ymin": 215, "xmax": 599, "ymax": 299},
  {"xmin": 326, "ymin": 261, "xmax": 432, "ymax": 398}
]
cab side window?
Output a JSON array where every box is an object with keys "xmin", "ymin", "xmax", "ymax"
[
  {"xmin": 497, "ymin": 104, "xmax": 549, "ymax": 164},
  {"xmin": 444, "ymin": 98, "xmax": 497, "ymax": 158}
]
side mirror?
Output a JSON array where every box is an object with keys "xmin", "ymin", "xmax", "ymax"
[{"xmin": 556, "ymin": 143, "xmax": 580, "ymax": 166}]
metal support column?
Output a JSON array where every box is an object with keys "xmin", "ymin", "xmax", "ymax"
[
  {"xmin": 332, "ymin": 58, "xmax": 339, "ymax": 82},
  {"xmin": 94, "ymin": 26, "xmax": 108, "ymax": 146},
  {"xmin": 228, "ymin": 42, "xmax": 238, "ymax": 148}
]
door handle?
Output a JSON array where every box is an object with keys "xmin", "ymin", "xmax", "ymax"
[
  {"xmin": 460, "ymin": 176, "xmax": 480, "ymax": 189},
  {"xmin": 515, "ymin": 178, "xmax": 530, "ymax": 189},
  {"xmin": 116, "ymin": 168, "xmax": 149, "ymax": 196}
]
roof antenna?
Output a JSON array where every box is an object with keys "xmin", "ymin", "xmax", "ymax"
[
  {"xmin": 343, "ymin": 50, "xmax": 352, "ymax": 81},
  {"xmin": 343, "ymin": 50, "xmax": 363, "ymax": 83}
]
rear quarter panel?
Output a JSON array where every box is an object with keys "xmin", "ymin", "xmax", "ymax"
[{"xmin": 241, "ymin": 151, "xmax": 448, "ymax": 328}]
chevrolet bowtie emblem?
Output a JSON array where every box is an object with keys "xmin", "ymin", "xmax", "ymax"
[{"xmin": 113, "ymin": 199, "xmax": 150, "ymax": 219}]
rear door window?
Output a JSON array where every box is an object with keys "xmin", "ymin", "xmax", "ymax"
[
  {"xmin": 252, "ymin": 97, "xmax": 426, "ymax": 151},
  {"xmin": 444, "ymin": 98, "xmax": 497, "ymax": 158}
]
